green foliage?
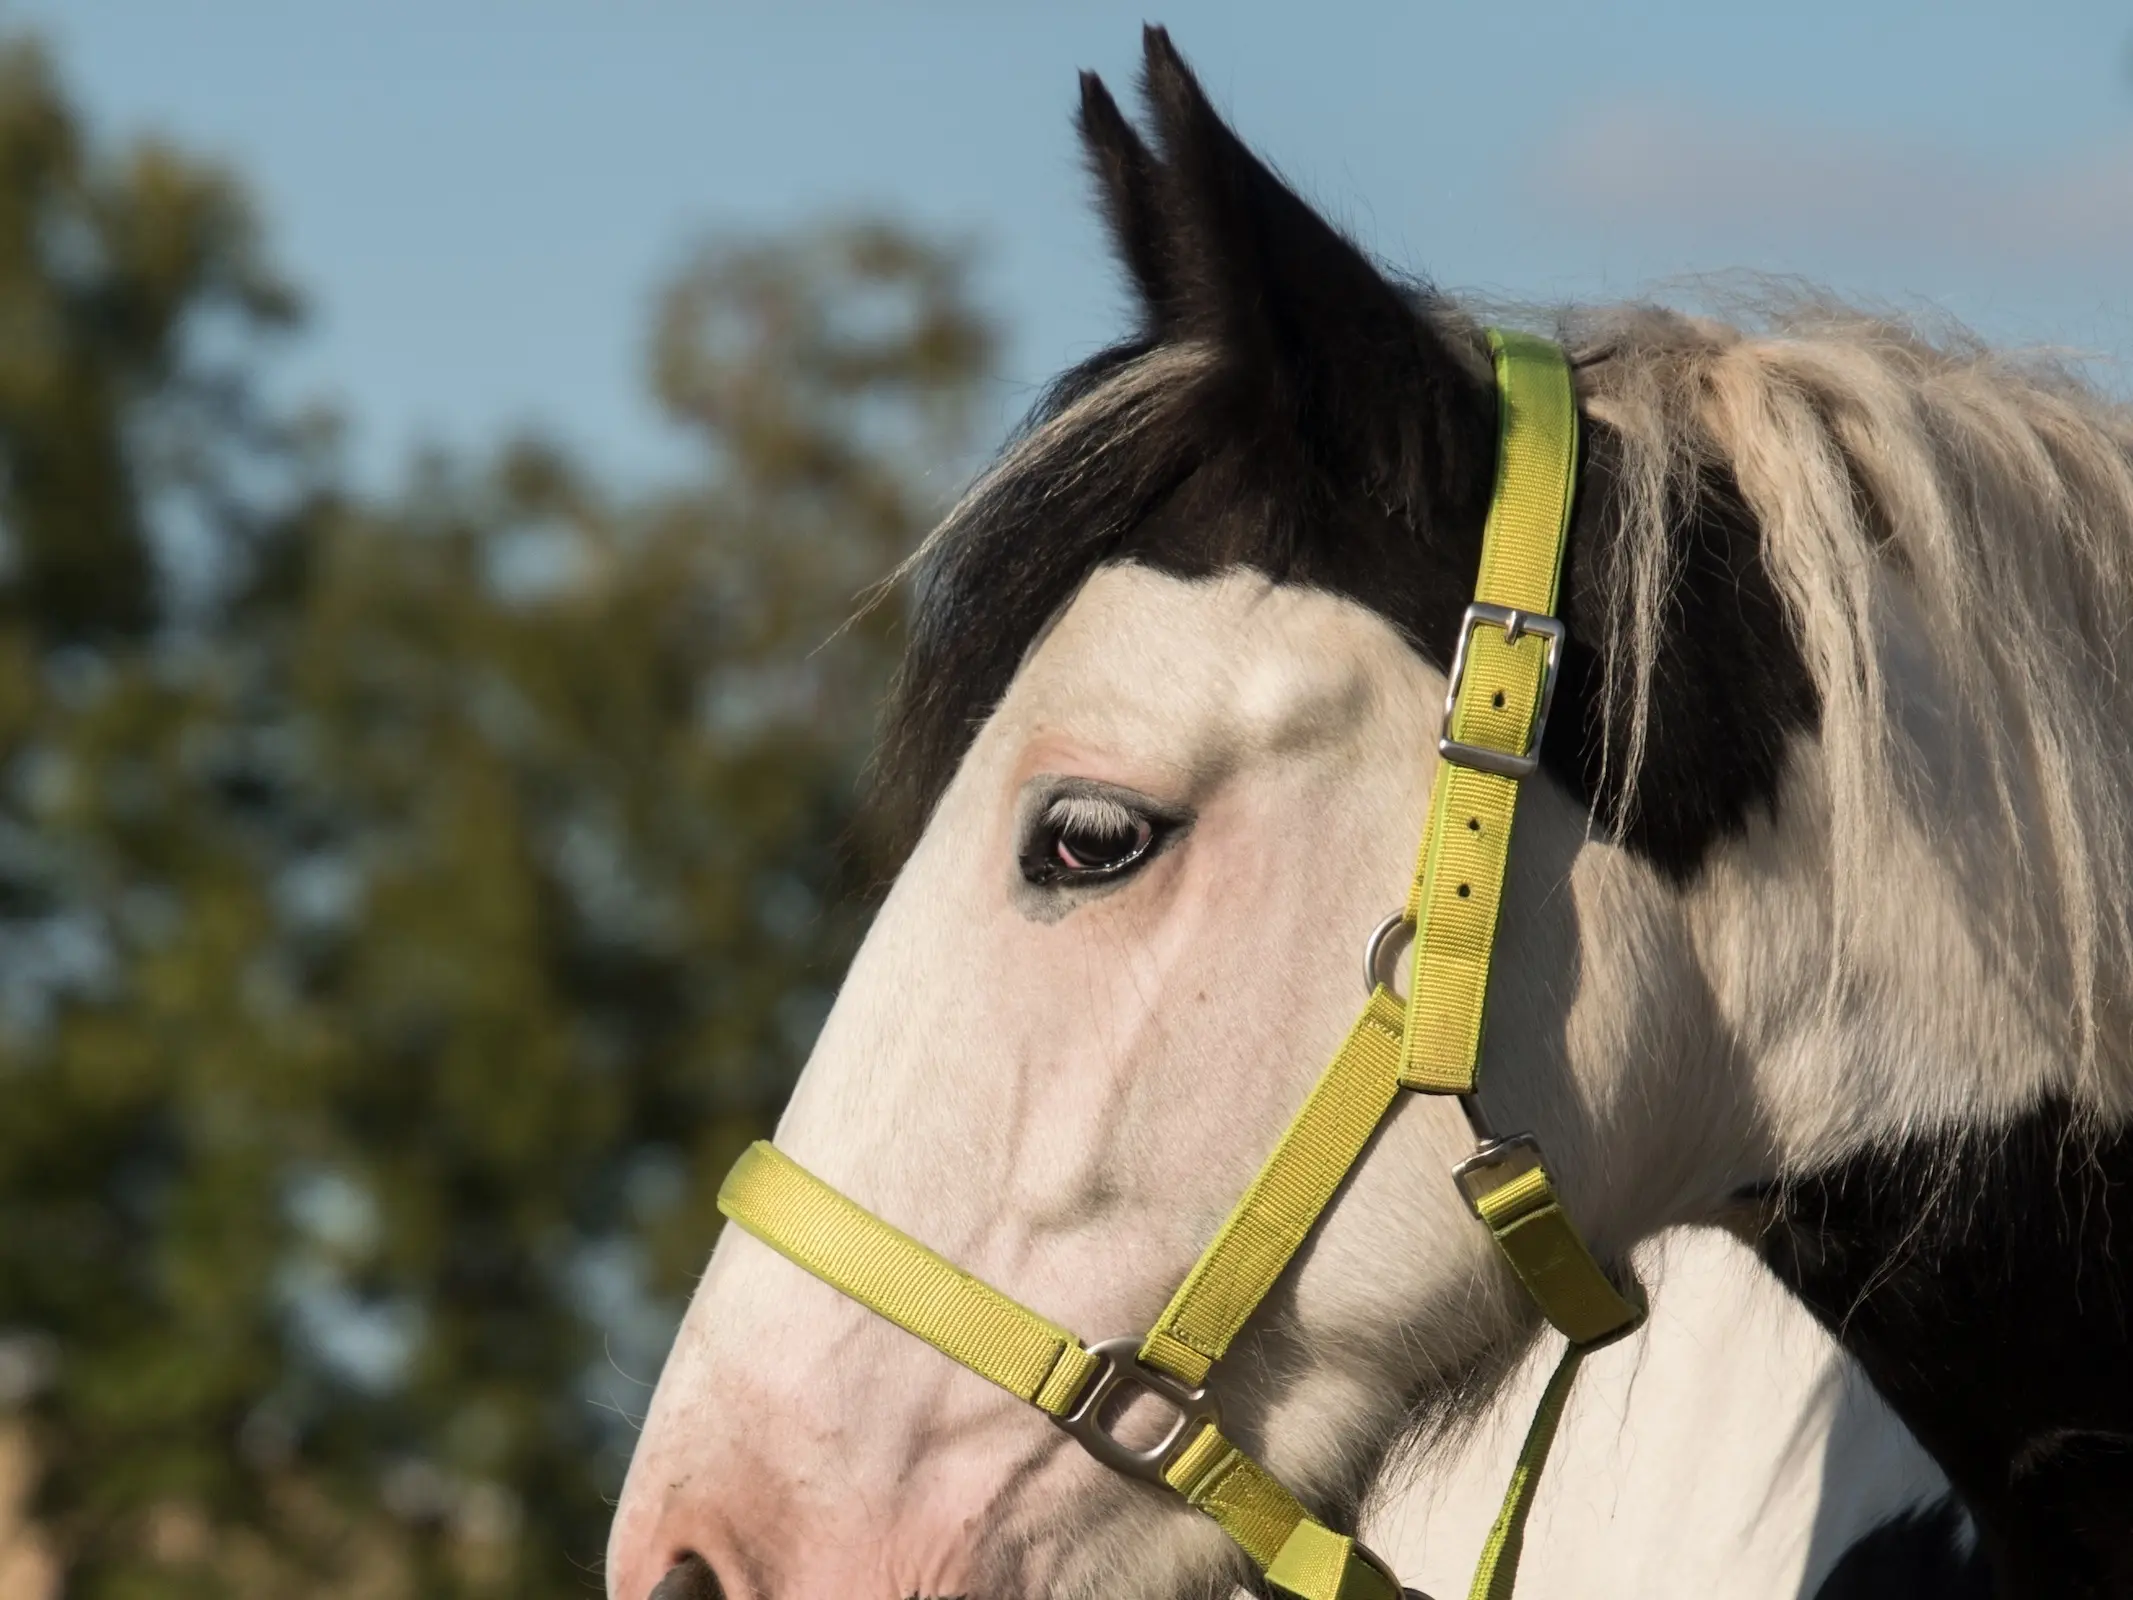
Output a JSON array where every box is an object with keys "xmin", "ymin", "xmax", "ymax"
[{"xmin": 0, "ymin": 35, "xmax": 994, "ymax": 1597}]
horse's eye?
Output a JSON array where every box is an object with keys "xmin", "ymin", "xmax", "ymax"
[
  {"xmin": 1022, "ymin": 793, "xmax": 1160, "ymax": 885},
  {"xmin": 1053, "ymin": 813, "xmax": 1152, "ymax": 874}
]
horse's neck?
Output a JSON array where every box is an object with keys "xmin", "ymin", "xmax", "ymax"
[{"xmin": 1758, "ymin": 1097, "xmax": 2133, "ymax": 1596}]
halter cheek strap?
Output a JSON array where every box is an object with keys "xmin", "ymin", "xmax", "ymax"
[{"xmin": 717, "ymin": 330, "xmax": 1643, "ymax": 1600}]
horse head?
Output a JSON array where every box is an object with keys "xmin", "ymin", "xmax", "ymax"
[{"xmin": 609, "ymin": 28, "xmax": 2133, "ymax": 1600}]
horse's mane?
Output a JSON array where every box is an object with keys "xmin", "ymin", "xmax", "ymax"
[{"xmin": 1571, "ymin": 296, "xmax": 2133, "ymax": 1099}]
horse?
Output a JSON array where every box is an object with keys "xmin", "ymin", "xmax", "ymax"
[{"xmin": 608, "ymin": 27, "xmax": 2133, "ymax": 1600}]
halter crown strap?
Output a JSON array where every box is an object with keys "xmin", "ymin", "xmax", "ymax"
[
  {"xmin": 716, "ymin": 330, "xmax": 1639, "ymax": 1600},
  {"xmin": 1401, "ymin": 328, "xmax": 1578, "ymax": 1095}
]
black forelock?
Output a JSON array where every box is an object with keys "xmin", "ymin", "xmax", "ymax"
[{"xmin": 866, "ymin": 324, "xmax": 1497, "ymax": 863}]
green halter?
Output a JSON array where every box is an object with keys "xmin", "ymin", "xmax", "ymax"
[{"xmin": 718, "ymin": 329, "xmax": 1644, "ymax": 1600}]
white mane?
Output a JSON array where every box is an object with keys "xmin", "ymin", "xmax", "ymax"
[{"xmin": 1571, "ymin": 300, "xmax": 2133, "ymax": 1107}]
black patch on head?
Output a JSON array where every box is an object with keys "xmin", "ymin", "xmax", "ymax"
[
  {"xmin": 1759, "ymin": 1099, "xmax": 2133, "ymax": 1596},
  {"xmin": 1553, "ymin": 424, "xmax": 1818, "ymax": 879},
  {"xmin": 1811, "ymin": 1497, "xmax": 1992, "ymax": 1600},
  {"xmin": 872, "ymin": 26, "xmax": 1819, "ymax": 885}
]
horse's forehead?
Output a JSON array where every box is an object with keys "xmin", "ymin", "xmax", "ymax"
[{"xmin": 996, "ymin": 563, "xmax": 1418, "ymax": 762}]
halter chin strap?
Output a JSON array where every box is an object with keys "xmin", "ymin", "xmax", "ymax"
[{"xmin": 717, "ymin": 330, "xmax": 1643, "ymax": 1600}]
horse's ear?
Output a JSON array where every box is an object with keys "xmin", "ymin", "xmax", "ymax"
[
  {"xmin": 1078, "ymin": 69, "xmax": 1174, "ymax": 325},
  {"xmin": 1081, "ymin": 27, "xmax": 1491, "ymax": 508}
]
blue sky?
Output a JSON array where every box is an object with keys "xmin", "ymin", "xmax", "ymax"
[{"xmin": 31, "ymin": 1, "xmax": 2133, "ymax": 488}]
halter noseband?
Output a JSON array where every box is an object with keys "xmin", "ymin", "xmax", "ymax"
[{"xmin": 718, "ymin": 330, "xmax": 1643, "ymax": 1600}]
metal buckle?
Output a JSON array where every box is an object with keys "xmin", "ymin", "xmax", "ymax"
[
  {"xmin": 1450, "ymin": 1132, "xmax": 1545, "ymax": 1219},
  {"xmin": 1438, "ymin": 603, "xmax": 1566, "ymax": 780},
  {"xmin": 1053, "ymin": 1336, "xmax": 1222, "ymax": 1486}
]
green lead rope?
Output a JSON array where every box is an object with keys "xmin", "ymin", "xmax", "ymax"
[{"xmin": 1468, "ymin": 1344, "xmax": 1585, "ymax": 1600}]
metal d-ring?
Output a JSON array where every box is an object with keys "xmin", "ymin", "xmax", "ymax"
[{"xmin": 1363, "ymin": 911, "xmax": 1413, "ymax": 996}]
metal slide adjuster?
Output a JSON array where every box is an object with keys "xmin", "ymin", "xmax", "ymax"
[
  {"xmin": 1438, "ymin": 603, "xmax": 1566, "ymax": 780},
  {"xmin": 1450, "ymin": 1132, "xmax": 1546, "ymax": 1219},
  {"xmin": 1053, "ymin": 1336, "xmax": 1222, "ymax": 1486}
]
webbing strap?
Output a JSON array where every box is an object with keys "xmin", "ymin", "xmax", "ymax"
[
  {"xmin": 1466, "ymin": 1343, "xmax": 1585, "ymax": 1600},
  {"xmin": 1400, "ymin": 330, "xmax": 1578, "ymax": 1095},
  {"xmin": 1457, "ymin": 1159, "xmax": 1642, "ymax": 1600},
  {"xmin": 717, "ymin": 1142, "xmax": 1099, "ymax": 1416},
  {"xmin": 1140, "ymin": 330, "xmax": 1633, "ymax": 1359},
  {"xmin": 719, "ymin": 1141, "xmax": 1387, "ymax": 1600},
  {"xmin": 1139, "ymin": 986, "xmax": 1408, "ymax": 1385},
  {"xmin": 1165, "ymin": 1426, "xmax": 1402, "ymax": 1600},
  {"xmin": 1469, "ymin": 1162, "xmax": 1644, "ymax": 1346}
]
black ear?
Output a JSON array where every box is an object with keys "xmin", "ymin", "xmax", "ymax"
[
  {"xmin": 1077, "ymin": 69, "xmax": 1174, "ymax": 324},
  {"xmin": 1077, "ymin": 28, "xmax": 1490, "ymax": 513}
]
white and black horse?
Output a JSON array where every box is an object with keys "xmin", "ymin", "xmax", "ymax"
[{"xmin": 610, "ymin": 30, "xmax": 2133, "ymax": 1600}]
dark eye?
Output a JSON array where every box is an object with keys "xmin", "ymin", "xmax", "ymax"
[{"xmin": 1022, "ymin": 793, "xmax": 1161, "ymax": 886}]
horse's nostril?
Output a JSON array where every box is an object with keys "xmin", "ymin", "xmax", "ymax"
[{"xmin": 647, "ymin": 1552, "xmax": 724, "ymax": 1600}]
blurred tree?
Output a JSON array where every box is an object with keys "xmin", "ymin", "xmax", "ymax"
[
  {"xmin": 0, "ymin": 38, "xmax": 304, "ymax": 639},
  {"xmin": 0, "ymin": 33, "xmax": 994, "ymax": 1598}
]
